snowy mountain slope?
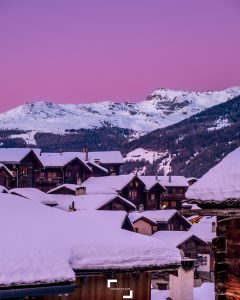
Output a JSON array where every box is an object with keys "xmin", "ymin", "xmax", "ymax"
[{"xmin": 0, "ymin": 86, "xmax": 240, "ymax": 135}]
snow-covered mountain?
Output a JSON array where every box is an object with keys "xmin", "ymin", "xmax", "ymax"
[{"xmin": 0, "ymin": 86, "xmax": 240, "ymax": 136}]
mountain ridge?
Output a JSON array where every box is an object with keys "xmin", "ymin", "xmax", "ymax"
[{"xmin": 0, "ymin": 86, "xmax": 239, "ymax": 136}]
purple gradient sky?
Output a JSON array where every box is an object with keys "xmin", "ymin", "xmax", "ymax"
[{"xmin": 0, "ymin": 0, "xmax": 240, "ymax": 111}]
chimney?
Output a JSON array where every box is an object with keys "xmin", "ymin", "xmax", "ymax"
[
  {"xmin": 169, "ymin": 259, "xmax": 194, "ymax": 300},
  {"xmin": 169, "ymin": 175, "xmax": 172, "ymax": 183},
  {"xmin": 139, "ymin": 204, "xmax": 144, "ymax": 213},
  {"xmin": 69, "ymin": 201, "xmax": 75, "ymax": 211},
  {"xmin": 155, "ymin": 172, "xmax": 158, "ymax": 181},
  {"xmin": 212, "ymin": 221, "xmax": 216, "ymax": 233},
  {"xmin": 76, "ymin": 186, "xmax": 86, "ymax": 196},
  {"xmin": 85, "ymin": 147, "xmax": 89, "ymax": 161}
]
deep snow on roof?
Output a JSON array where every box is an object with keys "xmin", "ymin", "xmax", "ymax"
[
  {"xmin": 0, "ymin": 185, "xmax": 8, "ymax": 193},
  {"xmin": 47, "ymin": 184, "xmax": 82, "ymax": 194},
  {"xmin": 189, "ymin": 216, "xmax": 216, "ymax": 243},
  {"xmin": 129, "ymin": 210, "xmax": 178, "ymax": 224},
  {"xmin": 152, "ymin": 231, "xmax": 206, "ymax": 247},
  {"xmin": 0, "ymin": 148, "xmax": 41, "ymax": 163},
  {"xmin": 186, "ymin": 147, "xmax": 240, "ymax": 202},
  {"xmin": 0, "ymin": 163, "xmax": 13, "ymax": 177},
  {"xmin": 52, "ymin": 193, "xmax": 135, "ymax": 211},
  {"xmin": 139, "ymin": 176, "xmax": 189, "ymax": 189},
  {"xmin": 37, "ymin": 151, "xmax": 123, "ymax": 167},
  {"xmin": 0, "ymin": 194, "xmax": 180, "ymax": 286},
  {"xmin": 9, "ymin": 188, "xmax": 58, "ymax": 205},
  {"xmin": 82, "ymin": 174, "xmax": 135, "ymax": 191}
]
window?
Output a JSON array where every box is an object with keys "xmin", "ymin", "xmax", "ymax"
[
  {"xmin": 171, "ymin": 201, "xmax": 177, "ymax": 208},
  {"xmin": 135, "ymin": 180, "xmax": 139, "ymax": 187},
  {"xmin": 20, "ymin": 166, "xmax": 28, "ymax": 175},
  {"xmin": 168, "ymin": 187, "xmax": 173, "ymax": 194},
  {"xmin": 151, "ymin": 194, "xmax": 155, "ymax": 200},
  {"xmin": 66, "ymin": 171, "xmax": 72, "ymax": 177},
  {"xmin": 162, "ymin": 201, "xmax": 169, "ymax": 209}
]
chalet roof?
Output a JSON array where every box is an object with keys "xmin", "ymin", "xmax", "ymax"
[
  {"xmin": 87, "ymin": 160, "xmax": 108, "ymax": 173},
  {"xmin": 0, "ymin": 163, "xmax": 13, "ymax": 177},
  {"xmin": 0, "ymin": 185, "xmax": 8, "ymax": 193},
  {"xmin": 37, "ymin": 152, "xmax": 92, "ymax": 171},
  {"xmin": 138, "ymin": 176, "xmax": 166, "ymax": 190},
  {"xmin": 186, "ymin": 147, "xmax": 240, "ymax": 206},
  {"xmin": 52, "ymin": 193, "xmax": 136, "ymax": 211},
  {"xmin": 9, "ymin": 188, "xmax": 58, "ymax": 206},
  {"xmin": 47, "ymin": 184, "xmax": 82, "ymax": 194},
  {"xmin": 82, "ymin": 174, "xmax": 136, "ymax": 192},
  {"xmin": 0, "ymin": 194, "xmax": 180, "ymax": 286},
  {"xmin": 189, "ymin": 216, "xmax": 216, "ymax": 243},
  {"xmin": 129, "ymin": 210, "xmax": 180, "ymax": 224},
  {"xmin": 152, "ymin": 231, "xmax": 207, "ymax": 247},
  {"xmin": 139, "ymin": 175, "xmax": 189, "ymax": 190},
  {"xmin": 0, "ymin": 148, "xmax": 41, "ymax": 164}
]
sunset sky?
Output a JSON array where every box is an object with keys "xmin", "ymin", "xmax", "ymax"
[{"xmin": 0, "ymin": 0, "xmax": 240, "ymax": 111}]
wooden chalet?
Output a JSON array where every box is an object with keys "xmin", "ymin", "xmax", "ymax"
[
  {"xmin": 0, "ymin": 148, "xmax": 43, "ymax": 189},
  {"xmin": 0, "ymin": 163, "xmax": 13, "ymax": 190},
  {"xmin": 129, "ymin": 210, "xmax": 191, "ymax": 235}
]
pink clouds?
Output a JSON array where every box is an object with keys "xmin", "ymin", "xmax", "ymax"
[{"xmin": 0, "ymin": 0, "xmax": 239, "ymax": 111}]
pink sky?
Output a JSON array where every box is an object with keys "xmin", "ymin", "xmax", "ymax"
[{"xmin": 0, "ymin": 0, "xmax": 240, "ymax": 112}]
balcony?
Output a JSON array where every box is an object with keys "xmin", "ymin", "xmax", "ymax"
[{"xmin": 35, "ymin": 177, "xmax": 63, "ymax": 185}]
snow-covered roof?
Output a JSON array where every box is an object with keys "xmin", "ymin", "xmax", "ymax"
[
  {"xmin": 129, "ymin": 210, "xmax": 179, "ymax": 224},
  {"xmin": 151, "ymin": 283, "xmax": 214, "ymax": 300},
  {"xmin": 86, "ymin": 151, "xmax": 124, "ymax": 164},
  {"xmin": 189, "ymin": 216, "xmax": 216, "ymax": 243},
  {"xmin": 52, "ymin": 193, "xmax": 135, "ymax": 211},
  {"xmin": 138, "ymin": 176, "xmax": 166, "ymax": 190},
  {"xmin": 139, "ymin": 175, "xmax": 189, "ymax": 189},
  {"xmin": 0, "ymin": 185, "xmax": 8, "ymax": 193},
  {"xmin": 0, "ymin": 148, "xmax": 41, "ymax": 164},
  {"xmin": 186, "ymin": 147, "xmax": 240, "ymax": 205},
  {"xmin": 87, "ymin": 160, "xmax": 108, "ymax": 173},
  {"xmin": 47, "ymin": 184, "xmax": 82, "ymax": 194},
  {"xmin": 9, "ymin": 188, "xmax": 58, "ymax": 206},
  {"xmin": 82, "ymin": 174, "xmax": 136, "ymax": 192},
  {"xmin": 152, "ymin": 231, "xmax": 207, "ymax": 247},
  {"xmin": 0, "ymin": 163, "xmax": 13, "ymax": 177},
  {"xmin": 37, "ymin": 152, "xmax": 92, "ymax": 171},
  {"xmin": 0, "ymin": 194, "xmax": 180, "ymax": 286}
]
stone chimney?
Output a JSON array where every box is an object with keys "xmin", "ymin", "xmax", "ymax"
[
  {"xmin": 212, "ymin": 221, "xmax": 216, "ymax": 233},
  {"xmin": 155, "ymin": 172, "xmax": 158, "ymax": 181},
  {"xmin": 169, "ymin": 176, "xmax": 172, "ymax": 183},
  {"xmin": 139, "ymin": 204, "xmax": 144, "ymax": 213},
  {"xmin": 169, "ymin": 259, "xmax": 194, "ymax": 300}
]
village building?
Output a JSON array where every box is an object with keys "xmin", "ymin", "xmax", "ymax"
[
  {"xmin": 0, "ymin": 163, "xmax": 13, "ymax": 190},
  {"xmin": 129, "ymin": 210, "xmax": 191, "ymax": 235},
  {"xmin": 186, "ymin": 146, "xmax": 240, "ymax": 300},
  {"xmin": 82, "ymin": 174, "xmax": 189, "ymax": 210},
  {"xmin": 0, "ymin": 148, "xmax": 124, "ymax": 191},
  {"xmin": 0, "ymin": 193, "xmax": 182, "ymax": 300},
  {"xmin": 0, "ymin": 148, "xmax": 43, "ymax": 188}
]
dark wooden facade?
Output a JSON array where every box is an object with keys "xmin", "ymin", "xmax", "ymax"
[
  {"xmin": 0, "ymin": 166, "xmax": 13, "ymax": 190},
  {"xmin": 161, "ymin": 187, "xmax": 187, "ymax": 210},
  {"xmin": 100, "ymin": 197, "xmax": 134, "ymax": 213},
  {"xmin": 35, "ymin": 158, "xmax": 92, "ymax": 192},
  {"xmin": 2, "ymin": 271, "xmax": 152, "ymax": 300},
  {"xmin": 144, "ymin": 183, "xmax": 166, "ymax": 210},
  {"xmin": 5, "ymin": 150, "xmax": 43, "ymax": 189},
  {"xmin": 157, "ymin": 213, "xmax": 191, "ymax": 231},
  {"xmin": 120, "ymin": 177, "xmax": 145, "ymax": 208}
]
